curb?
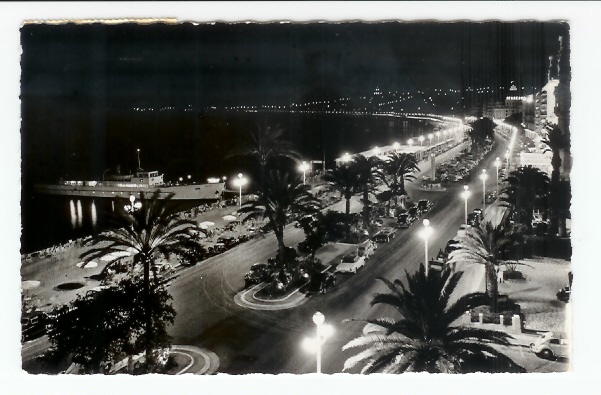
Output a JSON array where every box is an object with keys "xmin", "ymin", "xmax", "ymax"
[{"xmin": 171, "ymin": 345, "xmax": 220, "ymax": 375}]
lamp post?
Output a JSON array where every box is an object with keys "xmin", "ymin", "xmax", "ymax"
[
  {"xmin": 493, "ymin": 157, "xmax": 501, "ymax": 197},
  {"xmin": 124, "ymin": 194, "xmax": 142, "ymax": 214},
  {"xmin": 373, "ymin": 146, "xmax": 380, "ymax": 156},
  {"xmin": 479, "ymin": 169, "xmax": 488, "ymax": 211},
  {"xmin": 299, "ymin": 161, "xmax": 310, "ymax": 185},
  {"xmin": 392, "ymin": 142, "xmax": 400, "ymax": 151},
  {"xmin": 428, "ymin": 133, "xmax": 433, "ymax": 146},
  {"xmin": 233, "ymin": 173, "xmax": 247, "ymax": 210},
  {"xmin": 341, "ymin": 152, "xmax": 351, "ymax": 163},
  {"xmin": 136, "ymin": 149, "xmax": 141, "ymax": 171},
  {"xmin": 461, "ymin": 185, "xmax": 471, "ymax": 224},
  {"xmin": 504, "ymin": 150, "xmax": 510, "ymax": 169},
  {"xmin": 436, "ymin": 131, "xmax": 440, "ymax": 143},
  {"xmin": 420, "ymin": 219, "xmax": 433, "ymax": 276},
  {"xmin": 302, "ymin": 312, "xmax": 334, "ymax": 373},
  {"xmin": 419, "ymin": 135, "xmax": 424, "ymax": 147},
  {"xmin": 407, "ymin": 138, "xmax": 413, "ymax": 148}
]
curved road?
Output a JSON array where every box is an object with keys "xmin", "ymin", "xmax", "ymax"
[{"xmin": 166, "ymin": 137, "xmax": 517, "ymax": 374}]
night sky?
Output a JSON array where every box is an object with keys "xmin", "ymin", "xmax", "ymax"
[{"xmin": 20, "ymin": 21, "xmax": 569, "ymax": 185}]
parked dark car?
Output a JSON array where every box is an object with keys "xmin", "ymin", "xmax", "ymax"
[
  {"xmin": 467, "ymin": 212, "xmax": 480, "ymax": 226},
  {"xmin": 217, "ymin": 235, "xmax": 238, "ymax": 247},
  {"xmin": 21, "ymin": 311, "xmax": 47, "ymax": 342},
  {"xmin": 372, "ymin": 231, "xmax": 392, "ymax": 243},
  {"xmin": 397, "ymin": 213, "xmax": 412, "ymax": 228},
  {"xmin": 408, "ymin": 207, "xmax": 419, "ymax": 220},
  {"xmin": 556, "ymin": 286, "xmax": 571, "ymax": 302},
  {"xmin": 417, "ymin": 199, "xmax": 433, "ymax": 214},
  {"xmin": 244, "ymin": 262, "xmax": 271, "ymax": 288}
]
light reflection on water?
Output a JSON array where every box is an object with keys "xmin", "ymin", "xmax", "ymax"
[
  {"xmin": 91, "ymin": 200, "xmax": 97, "ymax": 227},
  {"xmin": 69, "ymin": 199, "xmax": 76, "ymax": 228},
  {"xmin": 76, "ymin": 200, "xmax": 83, "ymax": 228}
]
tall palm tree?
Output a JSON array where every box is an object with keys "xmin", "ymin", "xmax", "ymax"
[
  {"xmin": 81, "ymin": 191, "xmax": 204, "ymax": 363},
  {"xmin": 352, "ymin": 154, "xmax": 383, "ymax": 228},
  {"xmin": 446, "ymin": 225, "xmax": 500, "ymax": 311},
  {"xmin": 226, "ymin": 124, "xmax": 300, "ymax": 188},
  {"xmin": 342, "ymin": 265, "xmax": 524, "ymax": 373},
  {"xmin": 381, "ymin": 152, "xmax": 419, "ymax": 209},
  {"xmin": 501, "ymin": 165, "xmax": 550, "ymax": 227},
  {"xmin": 322, "ymin": 163, "xmax": 359, "ymax": 218},
  {"xmin": 541, "ymin": 125, "xmax": 570, "ymax": 236},
  {"xmin": 238, "ymin": 171, "xmax": 320, "ymax": 268}
]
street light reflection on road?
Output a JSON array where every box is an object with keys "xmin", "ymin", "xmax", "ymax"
[
  {"xmin": 419, "ymin": 219, "xmax": 433, "ymax": 276},
  {"xmin": 461, "ymin": 185, "xmax": 471, "ymax": 224}
]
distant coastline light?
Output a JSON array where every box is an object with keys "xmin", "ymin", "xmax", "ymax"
[{"xmin": 207, "ymin": 177, "xmax": 221, "ymax": 184}]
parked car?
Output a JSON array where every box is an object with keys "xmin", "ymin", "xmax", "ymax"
[
  {"xmin": 217, "ymin": 235, "xmax": 238, "ymax": 247},
  {"xmin": 417, "ymin": 199, "xmax": 433, "ymax": 214},
  {"xmin": 556, "ymin": 286, "xmax": 571, "ymax": 302},
  {"xmin": 244, "ymin": 262, "xmax": 270, "ymax": 288},
  {"xmin": 397, "ymin": 213, "xmax": 412, "ymax": 228},
  {"xmin": 467, "ymin": 212, "xmax": 480, "ymax": 226},
  {"xmin": 408, "ymin": 207, "xmax": 419, "ymax": 220},
  {"xmin": 530, "ymin": 331, "xmax": 569, "ymax": 359},
  {"xmin": 21, "ymin": 311, "xmax": 47, "ymax": 342},
  {"xmin": 357, "ymin": 240, "xmax": 377, "ymax": 259},
  {"xmin": 373, "ymin": 229, "xmax": 394, "ymax": 243},
  {"xmin": 336, "ymin": 253, "xmax": 366, "ymax": 274}
]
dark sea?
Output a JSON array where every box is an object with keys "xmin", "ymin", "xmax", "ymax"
[{"xmin": 21, "ymin": 111, "xmax": 435, "ymax": 254}]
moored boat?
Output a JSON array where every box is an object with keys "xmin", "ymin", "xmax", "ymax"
[{"xmin": 35, "ymin": 170, "xmax": 225, "ymax": 201}]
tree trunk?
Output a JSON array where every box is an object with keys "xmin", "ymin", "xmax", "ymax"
[
  {"xmin": 362, "ymin": 188, "xmax": 369, "ymax": 228},
  {"xmin": 486, "ymin": 264, "xmax": 499, "ymax": 313},
  {"xmin": 275, "ymin": 226, "xmax": 287, "ymax": 268},
  {"xmin": 549, "ymin": 151, "xmax": 562, "ymax": 236},
  {"xmin": 399, "ymin": 175, "xmax": 406, "ymax": 208},
  {"xmin": 143, "ymin": 258, "xmax": 153, "ymax": 367}
]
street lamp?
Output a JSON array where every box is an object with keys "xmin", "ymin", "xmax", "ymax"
[
  {"xmin": 136, "ymin": 148, "xmax": 141, "ymax": 171},
  {"xmin": 341, "ymin": 152, "xmax": 351, "ymax": 163},
  {"xmin": 124, "ymin": 194, "xmax": 142, "ymax": 214},
  {"xmin": 493, "ymin": 157, "xmax": 501, "ymax": 197},
  {"xmin": 420, "ymin": 219, "xmax": 434, "ymax": 276},
  {"xmin": 428, "ymin": 133, "xmax": 433, "ymax": 145},
  {"xmin": 461, "ymin": 185, "xmax": 471, "ymax": 224},
  {"xmin": 392, "ymin": 142, "xmax": 400, "ymax": 151},
  {"xmin": 479, "ymin": 169, "xmax": 488, "ymax": 211},
  {"xmin": 436, "ymin": 131, "xmax": 440, "ymax": 143},
  {"xmin": 299, "ymin": 161, "xmax": 310, "ymax": 185},
  {"xmin": 504, "ymin": 150, "xmax": 510, "ymax": 169},
  {"xmin": 407, "ymin": 138, "xmax": 413, "ymax": 147},
  {"xmin": 233, "ymin": 173, "xmax": 248, "ymax": 210},
  {"xmin": 302, "ymin": 312, "xmax": 334, "ymax": 373},
  {"xmin": 373, "ymin": 146, "xmax": 380, "ymax": 156},
  {"xmin": 418, "ymin": 135, "xmax": 424, "ymax": 147}
]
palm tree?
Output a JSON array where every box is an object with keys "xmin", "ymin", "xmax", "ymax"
[
  {"xmin": 381, "ymin": 152, "xmax": 419, "ymax": 209},
  {"xmin": 446, "ymin": 225, "xmax": 500, "ymax": 311},
  {"xmin": 501, "ymin": 165, "xmax": 550, "ymax": 227},
  {"xmin": 227, "ymin": 124, "xmax": 300, "ymax": 188},
  {"xmin": 238, "ymin": 170, "xmax": 320, "ymax": 268},
  {"xmin": 342, "ymin": 265, "xmax": 524, "ymax": 373},
  {"xmin": 541, "ymin": 125, "xmax": 570, "ymax": 236},
  {"xmin": 81, "ymin": 191, "xmax": 204, "ymax": 364},
  {"xmin": 322, "ymin": 163, "xmax": 359, "ymax": 218},
  {"xmin": 351, "ymin": 154, "xmax": 383, "ymax": 228}
]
